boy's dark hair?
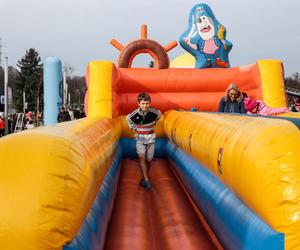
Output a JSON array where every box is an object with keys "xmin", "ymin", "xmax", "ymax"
[{"xmin": 137, "ymin": 92, "xmax": 151, "ymax": 103}]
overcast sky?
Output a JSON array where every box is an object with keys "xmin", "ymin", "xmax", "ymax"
[{"xmin": 0, "ymin": 0, "xmax": 299, "ymax": 77}]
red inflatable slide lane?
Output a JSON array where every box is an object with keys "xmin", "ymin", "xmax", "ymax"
[{"xmin": 104, "ymin": 159, "xmax": 223, "ymax": 250}]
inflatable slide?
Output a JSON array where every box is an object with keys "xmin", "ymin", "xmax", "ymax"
[
  {"xmin": 0, "ymin": 58, "xmax": 300, "ymax": 250},
  {"xmin": 1, "ymin": 4, "xmax": 300, "ymax": 250}
]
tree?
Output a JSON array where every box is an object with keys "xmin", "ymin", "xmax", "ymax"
[
  {"xmin": 285, "ymin": 72, "xmax": 300, "ymax": 89},
  {"xmin": 14, "ymin": 48, "xmax": 43, "ymax": 113},
  {"xmin": 67, "ymin": 76, "xmax": 86, "ymax": 105}
]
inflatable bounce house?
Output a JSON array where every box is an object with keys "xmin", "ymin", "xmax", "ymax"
[{"xmin": 1, "ymin": 3, "xmax": 300, "ymax": 250}]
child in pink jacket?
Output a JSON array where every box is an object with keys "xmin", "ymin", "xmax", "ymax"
[{"xmin": 244, "ymin": 97, "xmax": 289, "ymax": 116}]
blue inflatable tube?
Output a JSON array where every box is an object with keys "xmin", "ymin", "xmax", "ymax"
[
  {"xmin": 166, "ymin": 141, "xmax": 284, "ymax": 250},
  {"xmin": 43, "ymin": 57, "xmax": 62, "ymax": 125}
]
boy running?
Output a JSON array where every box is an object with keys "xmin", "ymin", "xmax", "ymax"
[{"xmin": 126, "ymin": 93, "xmax": 161, "ymax": 190}]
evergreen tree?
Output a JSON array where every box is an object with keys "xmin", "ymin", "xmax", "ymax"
[
  {"xmin": 285, "ymin": 72, "xmax": 300, "ymax": 90},
  {"xmin": 14, "ymin": 48, "xmax": 43, "ymax": 113}
]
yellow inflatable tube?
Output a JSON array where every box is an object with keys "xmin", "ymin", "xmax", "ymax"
[
  {"xmin": 0, "ymin": 117, "xmax": 121, "ymax": 250},
  {"xmin": 164, "ymin": 110, "xmax": 300, "ymax": 249}
]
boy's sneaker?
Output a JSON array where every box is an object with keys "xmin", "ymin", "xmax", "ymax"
[
  {"xmin": 143, "ymin": 180, "xmax": 152, "ymax": 190},
  {"xmin": 139, "ymin": 178, "xmax": 146, "ymax": 187},
  {"xmin": 139, "ymin": 179, "xmax": 152, "ymax": 190}
]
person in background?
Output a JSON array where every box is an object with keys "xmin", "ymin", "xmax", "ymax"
[
  {"xmin": 57, "ymin": 107, "xmax": 71, "ymax": 123},
  {"xmin": 126, "ymin": 92, "xmax": 161, "ymax": 190},
  {"xmin": 244, "ymin": 97, "xmax": 289, "ymax": 116},
  {"xmin": 68, "ymin": 107, "xmax": 74, "ymax": 120},
  {"xmin": 293, "ymin": 97, "xmax": 300, "ymax": 112},
  {"xmin": 218, "ymin": 83, "xmax": 247, "ymax": 113},
  {"xmin": 0, "ymin": 114, "xmax": 5, "ymax": 137},
  {"xmin": 8, "ymin": 114, "xmax": 17, "ymax": 133},
  {"xmin": 290, "ymin": 104, "xmax": 298, "ymax": 112},
  {"xmin": 80, "ymin": 107, "xmax": 86, "ymax": 118},
  {"xmin": 25, "ymin": 111, "xmax": 35, "ymax": 129},
  {"xmin": 73, "ymin": 107, "xmax": 81, "ymax": 119}
]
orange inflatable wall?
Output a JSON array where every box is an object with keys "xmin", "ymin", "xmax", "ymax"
[
  {"xmin": 109, "ymin": 64, "xmax": 263, "ymax": 115},
  {"xmin": 85, "ymin": 61, "xmax": 277, "ymax": 117}
]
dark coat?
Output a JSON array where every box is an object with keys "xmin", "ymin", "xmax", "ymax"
[
  {"xmin": 218, "ymin": 97, "xmax": 246, "ymax": 113},
  {"xmin": 57, "ymin": 111, "xmax": 71, "ymax": 122}
]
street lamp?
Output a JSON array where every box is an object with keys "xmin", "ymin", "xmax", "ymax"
[
  {"xmin": 63, "ymin": 66, "xmax": 72, "ymax": 107},
  {"xmin": 4, "ymin": 56, "xmax": 8, "ymax": 135}
]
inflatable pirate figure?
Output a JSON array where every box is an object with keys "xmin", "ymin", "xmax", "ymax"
[{"xmin": 180, "ymin": 3, "xmax": 232, "ymax": 69}]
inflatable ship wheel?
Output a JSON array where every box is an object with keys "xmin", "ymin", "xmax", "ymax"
[
  {"xmin": 118, "ymin": 39, "xmax": 170, "ymax": 69},
  {"xmin": 110, "ymin": 25, "xmax": 177, "ymax": 69}
]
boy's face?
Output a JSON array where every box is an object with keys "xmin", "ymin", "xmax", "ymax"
[{"xmin": 138, "ymin": 99, "xmax": 151, "ymax": 112}]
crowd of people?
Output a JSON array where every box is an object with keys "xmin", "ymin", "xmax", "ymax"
[
  {"xmin": 57, "ymin": 106, "xmax": 86, "ymax": 123},
  {"xmin": 4, "ymin": 111, "xmax": 43, "ymax": 134},
  {"xmin": 0, "ymin": 105, "xmax": 86, "ymax": 137}
]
